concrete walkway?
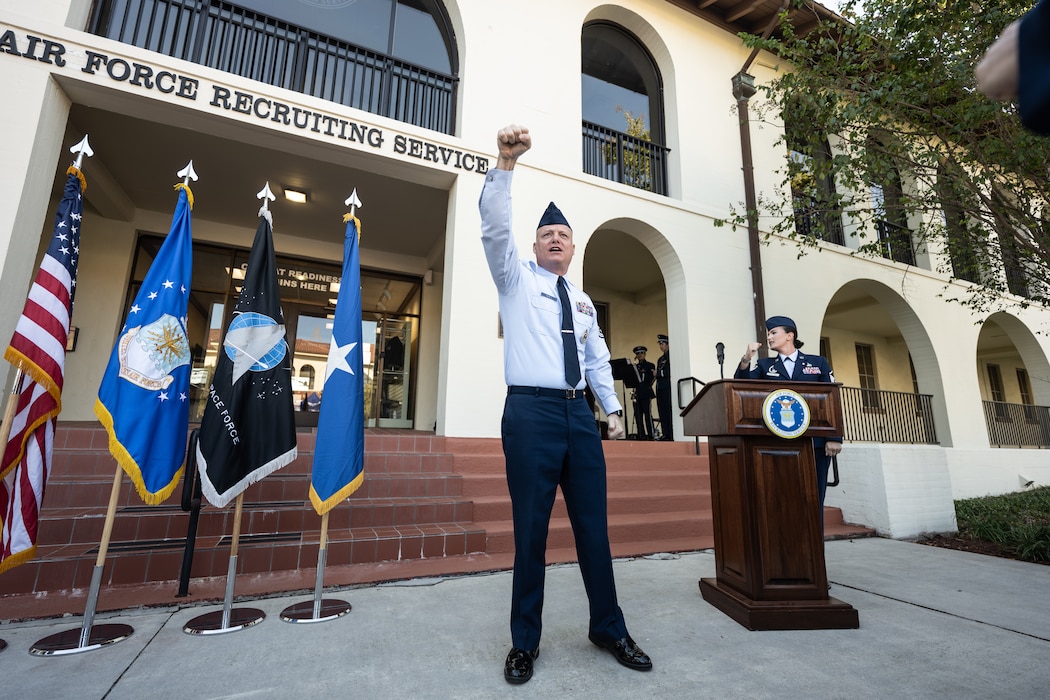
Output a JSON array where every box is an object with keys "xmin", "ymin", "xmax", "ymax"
[{"xmin": 1, "ymin": 538, "xmax": 1048, "ymax": 699}]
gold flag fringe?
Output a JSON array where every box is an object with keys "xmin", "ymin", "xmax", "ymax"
[
  {"xmin": 0, "ymin": 350, "xmax": 62, "ymax": 481},
  {"xmin": 93, "ymin": 398, "xmax": 184, "ymax": 505},
  {"xmin": 66, "ymin": 165, "xmax": 87, "ymax": 193},
  {"xmin": 174, "ymin": 182, "xmax": 195, "ymax": 209},
  {"xmin": 309, "ymin": 469, "xmax": 364, "ymax": 516},
  {"xmin": 342, "ymin": 213, "xmax": 362, "ymax": 243}
]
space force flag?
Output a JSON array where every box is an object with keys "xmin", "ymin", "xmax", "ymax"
[
  {"xmin": 94, "ymin": 183, "xmax": 194, "ymax": 504},
  {"xmin": 1, "ymin": 165, "xmax": 85, "ymax": 573},
  {"xmin": 196, "ymin": 212, "xmax": 297, "ymax": 508},
  {"xmin": 309, "ymin": 214, "xmax": 365, "ymax": 515}
]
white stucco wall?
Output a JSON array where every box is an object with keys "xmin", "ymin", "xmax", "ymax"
[{"xmin": 3, "ymin": 0, "xmax": 1050, "ymax": 524}]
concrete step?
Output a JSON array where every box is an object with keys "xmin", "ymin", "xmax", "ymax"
[
  {"xmin": 1, "ymin": 423, "xmax": 874, "ymax": 612},
  {"xmin": 478, "ymin": 509, "xmax": 714, "ymax": 555},
  {"xmin": 469, "ymin": 489, "xmax": 708, "ymax": 522}
]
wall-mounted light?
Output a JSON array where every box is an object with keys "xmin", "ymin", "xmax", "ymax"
[{"xmin": 284, "ymin": 187, "xmax": 308, "ymax": 204}]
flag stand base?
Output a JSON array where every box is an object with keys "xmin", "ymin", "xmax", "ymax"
[
  {"xmin": 279, "ymin": 530, "xmax": 351, "ymax": 623},
  {"xmin": 30, "ymin": 563, "xmax": 134, "ymax": 656},
  {"xmin": 29, "ymin": 624, "xmax": 134, "ymax": 656},
  {"xmin": 183, "ymin": 607, "xmax": 266, "ymax": 635},
  {"xmin": 280, "ymin": 599, "xmax": 352, "ymax": 623},
  {"xmin": 183, "ymin": 553, "xmax": 264, "ymax": 635}
]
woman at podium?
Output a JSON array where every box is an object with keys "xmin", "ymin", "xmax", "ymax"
[{"xmin": 734, "ymin": 315, "xmax": 844, "ymax": 515}]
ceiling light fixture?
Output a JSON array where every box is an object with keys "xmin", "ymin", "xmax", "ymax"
[{"xmin": 284, "ymin": 187, "xmax": 308, "ymax": 204}]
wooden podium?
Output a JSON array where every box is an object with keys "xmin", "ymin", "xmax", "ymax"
[{"xmin": 682, "ymin": 379, "xmax": 858, "ymax": 630}]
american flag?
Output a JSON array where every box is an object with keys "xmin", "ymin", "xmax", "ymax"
[{"xmin": 0, "ymin": 166, "xmax": 85, "ymax": 574}]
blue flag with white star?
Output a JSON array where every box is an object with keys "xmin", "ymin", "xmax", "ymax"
[
  {"xmin": 309, "ymin": 214, "xmax": 364, "ymax": 515},
  {"xmin": 94, "ymin": 184, "xmax": 194, "ymax": 504}
]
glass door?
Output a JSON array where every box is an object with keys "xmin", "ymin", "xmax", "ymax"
[
  {"xmin": 287, "ymin": 305, "xmax": 334, "ymax": 427},
  {"xmin": 363, "ymin": 314, "xmax": 414, "ymax": 428},
  {"xmin": 374, "ymin": 316, "xmax": 413, "ymax": 428}
]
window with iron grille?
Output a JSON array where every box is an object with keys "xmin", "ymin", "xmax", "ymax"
[
  {"xmin": 987, "ymin": 363, "xmax": 1009, "ymax": 419},
  {"xmin": 786, "ymin": 115, "xmax": 843, "ymax": 246},
  {"xmin": 581, "ymin": 22, "xmax": 669, "ymax": 195},
  {"xmin": 855, "ymin": 343, "xmax": 881, "ymax": 409},
  {"xmin": 89, "ymin": 0, "xmax": 458, "ymax": 134},
  {"xmin": 1017, "ymin": 367, "xmax": 1037, "ymax": 421}
]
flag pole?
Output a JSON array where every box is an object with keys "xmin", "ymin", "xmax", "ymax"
[
  {"xmin": 0, "ymin": 368, "xmax": 25, "ymax": 450},
  {"xmin": 30, "ymin": 464, "xmax": 134, "ymax": 655},
  {"xmin": 183, "ymin": 492, "xmax": 265, "ymax": 634},
  {"xmin": 26, "ymin": 136, "xmax": 133, "ymax": 656},
  {"xmin": 280, "ymin": 188, "xmax": 362, "ymax": 624},
  {"xmin": 187, "ymin": 180, "xmax": 295, "ymax": 634},
  {"xmin": 280, "ymin": 509, "xmax": 351, "ymax": 622}
]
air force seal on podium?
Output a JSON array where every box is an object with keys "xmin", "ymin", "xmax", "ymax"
[{"xmin": 762, "ymin": 388, "xmax": 811, "ymax": 439}]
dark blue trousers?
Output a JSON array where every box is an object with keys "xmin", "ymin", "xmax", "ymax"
[
  {"xmin": 502, "ymin": 392, "xmax": 627, "ymax": 651},
  {"xmin": 813, "ymin": 438, "xmax": 828, "ymax": 504}
]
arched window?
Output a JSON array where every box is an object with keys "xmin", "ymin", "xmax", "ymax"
[
  {"xmin": 91, "ymin": 0, "xmax": 458, "ymax": 133},
  {"xmin": 936, "ymin": 164, "xmax": 981, "ymax": 284},
  {"xmin": 785, "ymin": 111, "xmax": 843, "ymax": 245},
  {"xmin": 867, "ymin": 136, "xmax": 914, "ymax": 265},
  {"xmin": 581, "ymin": 22, "xmax": 668, "ymax": 195},
  {"xmin": 300, "ymin": 364, "xmax": 316, "ymax": 391}
]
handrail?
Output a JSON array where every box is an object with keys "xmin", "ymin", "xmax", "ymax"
[
  {"xmin": 676, "ymin": 376, "xmax": 705, "ymax": 410},
  {"xmin": 840, "ymin": 386, "xmax": 937, "ymax": 444},
  {"xmin": 982, "ymin": 400, "xmax": 1050, "ymax": 448},
  {"xmin": 581, "ymin": 120, "xmax": 670, "ymax": 195},
  {"xmin": 677, "ymin": 377, "xmax": 706, "ymax": 455}
]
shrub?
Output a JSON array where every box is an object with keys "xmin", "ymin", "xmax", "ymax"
[{"xmin": 955, "ymin": 487, "xmax": 1050, "ymax": 563}]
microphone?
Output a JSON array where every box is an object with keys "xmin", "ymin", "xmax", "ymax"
[{"xmin": 715, "ymin": 342, "xmax": 725, "ymax": 378}]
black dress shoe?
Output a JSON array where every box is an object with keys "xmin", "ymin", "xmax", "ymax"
[
  {"xmin": 588, "ymin": 633, "xmax": 653, "ymax": 671},
  {"xmin": 504, "ymin": 647, "xmax": 539, "ymax": 684}
]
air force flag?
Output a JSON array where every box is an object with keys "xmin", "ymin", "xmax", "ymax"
[
  {"xmin": 310, "ymin": 214, "xmax": 365, "ymax": 515},
  {"xmin": 95, "ymin": 184, "xmax": 194, "ymax": 504}
]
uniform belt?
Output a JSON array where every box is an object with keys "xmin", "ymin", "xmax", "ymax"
[{"xmin": 507, "ymin": 386, "xmax": 585, "ymax": 400}]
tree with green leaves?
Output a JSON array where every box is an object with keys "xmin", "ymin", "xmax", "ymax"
[
  {"xmin": 728, "ymin": 0, "xmax": 1050, "ymax": 312},
  {"xmin": 603, "ymin": 108, "xmax": 654, "ymax": 191}
]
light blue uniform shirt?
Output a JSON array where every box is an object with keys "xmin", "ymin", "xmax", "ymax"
[{"xmin": 480, "ymin": 169, "xmax": 622, "ymax": 416}]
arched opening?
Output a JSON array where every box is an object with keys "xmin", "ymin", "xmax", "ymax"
[{"xmin": 581, "ymin": 22, "xmax": 668, "ymax": 194}]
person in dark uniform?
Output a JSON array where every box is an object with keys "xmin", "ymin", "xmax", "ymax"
[
  {"xmin": 632, "ymin": 345, "xmax": 656, "ymax": 440},
  {"xmin": 481, "ymin": 124, "xmax": 652, "ymax": 685},
  {"xmin": 734, "ymin": 316, "xmax": 843, "ymax": 514},
  {"xmin": 976, "ymin": 0, "xmax": 1050, "ymax": 135},
  {"xmin": 654, "ymin": 334, "xmax": 672, "ymax": 440}
]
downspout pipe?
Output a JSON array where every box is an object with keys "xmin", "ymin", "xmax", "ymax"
[{"xmin": 734, "ymin": 0, "xmax": 791, "ymax": 343}]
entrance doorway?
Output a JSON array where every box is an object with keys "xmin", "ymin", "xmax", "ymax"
[
  {"xmin": 127, "ymin": 234, "xmax": 423, "ymax": 428},
  {"xmin": 366, "ymin": 315, "xmax": 414, "ymax": 428},
  {"xmin": 286, "ymin": 304, "xmax": 332, "ymax": 426}
]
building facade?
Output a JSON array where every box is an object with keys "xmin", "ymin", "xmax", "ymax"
[{"xmin": 2, "ymin": 0, "xmax": 1049, "ymax": 540}]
